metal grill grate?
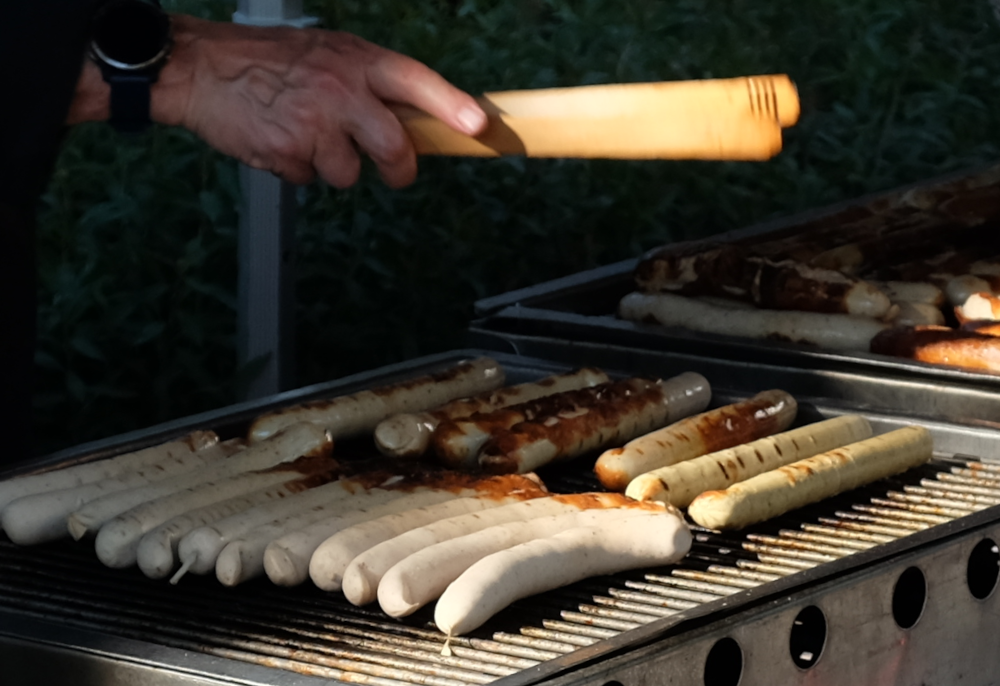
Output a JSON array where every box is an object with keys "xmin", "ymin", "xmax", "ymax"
[{"xmin": 2, "ymin": 454, "xmax": 999, "ymax": 686}]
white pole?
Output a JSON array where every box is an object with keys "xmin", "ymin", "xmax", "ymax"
[{"xmin": 233, "ymin": 0, "xmax": 316, "ymax": 399}]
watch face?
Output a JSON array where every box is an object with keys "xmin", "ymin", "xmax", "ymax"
[{"xmin": 92, "ymin": 0, "xmax": 171, "ymax": 70}]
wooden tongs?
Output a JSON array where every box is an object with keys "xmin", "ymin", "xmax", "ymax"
[{"xmin": 391, "ymin": 75, "xmax": 799, "ymax": 161}]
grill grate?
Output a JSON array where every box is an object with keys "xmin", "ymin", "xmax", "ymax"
[{"xmin": 1, "ymin": 454, "xmax": 998, "ymax": 685}]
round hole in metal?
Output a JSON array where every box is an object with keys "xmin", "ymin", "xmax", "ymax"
[
  {"xmin": 602, "ymin": 681, "xmax": 624, "ymax": 686},
  {"xmin": 789, "ymin": 605, "xmax": 826, "ymax": 669},
  {"xmin": 891, "ymin": 566, "xmax": 926, "ymax": 629},
  {"xmin": 704, "ymin": 636, "xmax": 742, "ymax": 686},
  {"xmin": 967, "ymin": 538, "xmax": 1000, "ymax": 600}
]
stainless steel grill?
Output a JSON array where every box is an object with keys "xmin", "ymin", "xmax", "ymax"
[{"xmin": 3, "ymin": 349, "xmax": 1000, "ymax": 686}]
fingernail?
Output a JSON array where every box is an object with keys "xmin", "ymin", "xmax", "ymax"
[{"xmin": 458, "ymin": 106, "xmax": 486, "ymax": 135}]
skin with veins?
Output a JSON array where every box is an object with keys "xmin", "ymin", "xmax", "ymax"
[{"xmin": 67, "ymin": 15, "xmax": 486, "ymax": 189}]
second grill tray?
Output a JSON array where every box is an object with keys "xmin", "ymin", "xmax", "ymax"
[{"xmin": 471, "ymin": 163, "xmax": 1000, "ymax": 406}]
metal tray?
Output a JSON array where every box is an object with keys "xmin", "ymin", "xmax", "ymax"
[
  {"xmin": 471, "ymin": 163, "xmax": 1000, "ymax": 406},
  {"xmin": 3, "ymin": 348, "xmax": 1000, "ymax": 686}
]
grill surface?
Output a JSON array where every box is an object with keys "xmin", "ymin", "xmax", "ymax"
[
  {"xmin": 2, "ymin": 456, "xmax": 998, "ymax": 686},
  {"xmin": 3, "ymin": 349, "xmax": 1000, "ymax": 686}
]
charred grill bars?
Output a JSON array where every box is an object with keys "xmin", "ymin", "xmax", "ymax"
[{"xmin": 3, "ymin": 349, "xmax": 1000, "ymax": 686}]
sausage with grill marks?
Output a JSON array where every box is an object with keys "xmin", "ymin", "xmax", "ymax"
[
  {"xmin": 595, "ymin": 389, "xmax": 798, "ymax": 492},
  {"xmin": 687, "ymin": 426, "xmax": 933, "ymax": 530},
  {"xmin": 477, "ymin": 374, "xmax": 711, "ymax": 475},
  {"xmin": 249, "ymin": 358, "xmax": 505, "ymax": 442},
  {"xmin": 432, "ymin": 373, "xmax": 704, "ymax": 470},
  {"xmin": 374, "ymin": 368, "xmax": 609, "ymax": 459},
  {"xmin": 625, "ymin": 414, "xmax": 872, "ymax": 507}
]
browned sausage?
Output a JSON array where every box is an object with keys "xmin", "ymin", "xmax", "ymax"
[
  {"xmin": 961, "ymin": 320, "xmax": 1000, "ymax": 337},
  {"xmin": 476, "ymin": 375, "xmax": 711, "ymax": 475},
  {"xmin": 635, "ymin": 247, "xmax": 889, "ymax": 318},
  {"xmin": 433, "ymin": 374, "xmax": 709, "ymax": 470},
  {"xmin": 870, "ymin": 325, "xmax": 1000, "ymax": 372}
]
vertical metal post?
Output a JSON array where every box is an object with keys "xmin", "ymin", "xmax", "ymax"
[{"xmin": 233, "ymin": 0, "xmax": 316, "ymax": 399}]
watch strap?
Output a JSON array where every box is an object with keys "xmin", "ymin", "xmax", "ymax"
[{"xmin": 105, "ymin": 71, "xmax": 154, "ymax": 134}]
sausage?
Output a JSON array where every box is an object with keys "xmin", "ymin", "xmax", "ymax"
[
  {"xmin": 870, "ymin": 325, "xmax": 1000, "ymax": 373},
  {"xmin": 956, "ymin": 292, "xmax": 1000, "ymax": 323},
  {"xmin": 635, "ymin": 247, "xmax": 890, "ymax": 317},
  {"xmin": 433, "ymin": 509, "xmax": 691, "ymax": 637},
  {"xmin": 218, "ymin": 489, "xmax": 464, "ymax": 587},
  {"xmin": 687, "ymin": 426, "xmax": 933, "ymax": 530},
  {"xmin": 67, "ymin": 423, "xmax": 331, "ymax": 540},
  {"xmin": 890, "ymin": 301, "xmax": 945, "ymax": 327},
  {"xmin": 625, "ymin": 415, "xmax": 872, "ymax": 507},
  {"xmin": 429, "ymin": 377, "xmax": 641, "ymax": 470},
  {"xmin": 380, "ymin": 508, "xmax": 656, "ymax": 619},
  {"xmin": 174, "ymin": 478, "xmax": 412, "ymax": 583},
  {"xmin": 2, "ymin": 438, "xmax": 243, "ymax": 546},
  {"xmin": 136, "ymin": 473, "xmax": 336, "ymax": 580},
  {"xmin": 315, "ymin": 493, "xmax": 542, "ymax": 599},
  {"xmin": 0, "ymin": 431, "xmax": 219, "ymax": 514},
  {"xmin": 374, "ymin": 368, "xmax": 609, "ymax": 459},
  {"xmin": 367, "ymin": 493, "xmax": 641, "ymax": 616},
  {"xmin": 945, "ymin": 275, "xmax": 1000, "ymax": 308},
  {"xmin": 249, "ymin": 358, "xmax": 505, "ymax": 442},
  {"xmin": 595, "ymin": 389, "xmax": 798, "ymax": 492},
  {"xmin": 755, "ymin": 260, "xmax": 891, "ymax": 317},
  {"xmin": 961, "ymin": 320, "xmax": 1000, "ymax": 337},
  {"xmin": 872, "ymin": 281, "xmax": 945, "ymax": 307},
  {"xmin": 95, "ymin": 455, "xmax": 338, "ymax": 569},
  {"xmin": 619, "ymin": 292, "xmax": 888, "ymax": 351},
  {"xmin": 477, "ymin": 374, "xmax": 711, "ymax": 475},
  {"xmin": 264, "ymin": 474, "xmax": 543, "ymax": 588}
]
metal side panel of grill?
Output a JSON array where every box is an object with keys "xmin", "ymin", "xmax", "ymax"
[{"xmin": 3, "ymin": 348, "xmax": 1000, "ymax": 686}]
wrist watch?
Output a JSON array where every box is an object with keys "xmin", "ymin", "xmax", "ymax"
[{"xmin": 89, "ymin": 0, "xmax": 173, "ymax": 133}]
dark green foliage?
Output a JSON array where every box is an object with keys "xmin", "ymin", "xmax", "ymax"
[
  {"xmin": 35, "ymin": 0, "xmax": 1000, "ymax": 452},
  {"xmin": 35, "ymin": 123, "xmax": 243, "ymax": 454}
]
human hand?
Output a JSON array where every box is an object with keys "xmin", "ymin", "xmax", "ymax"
[{"xmin": 69, "ymin": 15, "xmax": 487, "ymax": 188}]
